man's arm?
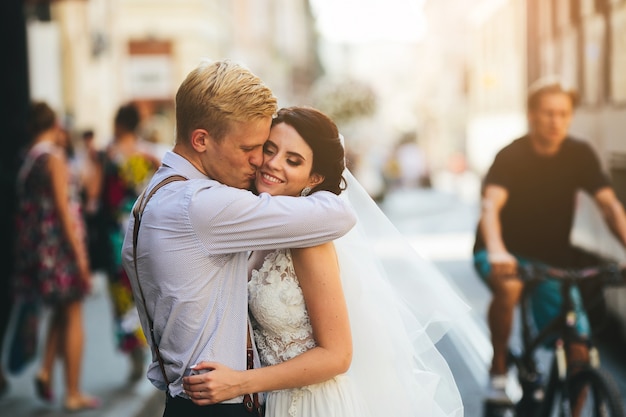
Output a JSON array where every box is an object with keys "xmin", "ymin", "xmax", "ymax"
[
  {"xmin": 479, "ymin": 184, "xmax": 517, "ymax": 277},
  {"xmin": 191, "ymin": 187, "xmax": 357, "ymax": 254},
  {"xmin": 595, "ymin": 187, "xmax": 626, "ymax": 247}
]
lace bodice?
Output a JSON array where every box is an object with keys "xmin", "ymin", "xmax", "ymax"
[{"xmin": 248, "ymin": 249, "xmax": 316, "ymax": 366}]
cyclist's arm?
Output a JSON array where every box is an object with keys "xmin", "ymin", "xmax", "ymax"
[
  {"xmin": 479, "ymin": 184, "xmax": 518, "ymax": 276},
  {"xmin": 594, "ymin": 186, "xmax": 626, "ymax": 247}
]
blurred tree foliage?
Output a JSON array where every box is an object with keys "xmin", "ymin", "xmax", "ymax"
[{"xmin": 312, "ymin": 78, "xmax": 377, "ymax": 125}]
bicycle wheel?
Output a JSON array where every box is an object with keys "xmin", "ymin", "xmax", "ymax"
[{"xmin": 565, "ymin": 368, "xmax": 625, "ymax": 417}]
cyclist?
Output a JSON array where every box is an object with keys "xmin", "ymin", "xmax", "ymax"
[{"xmin": 473, "ymin": 80, "xmax": 626, "ymax": 404}]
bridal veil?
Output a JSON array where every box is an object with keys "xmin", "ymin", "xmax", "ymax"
[{"xmin": 335, "ymin": 170, "xmax": 469, "ymax": 417}]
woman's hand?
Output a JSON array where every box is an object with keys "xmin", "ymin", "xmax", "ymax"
[{"xmin": 182, "ymin": 362, "xmax": 246, "ymax": 406}]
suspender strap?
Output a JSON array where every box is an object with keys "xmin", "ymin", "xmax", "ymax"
[
  {"xmin": 243, "ymin": 348, "xmax": 263, "ymax": 416},
  {"xmin": 132, "ymin": 175, "xmax": 187, "ymax": 387}
]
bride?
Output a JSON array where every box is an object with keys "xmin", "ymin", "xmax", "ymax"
[{"xmin": 183, "ymin": 106, "xmax": 469, "ymax": 417}]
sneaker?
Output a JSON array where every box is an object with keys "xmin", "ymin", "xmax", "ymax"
[{"xmin": 486, "ymin": 374, "xmax": 514, "ymax": 405}]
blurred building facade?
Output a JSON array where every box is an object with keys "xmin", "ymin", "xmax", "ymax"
[{"xmin": 26, "ymin": 0, "xmax": 320, "ymax": 147}]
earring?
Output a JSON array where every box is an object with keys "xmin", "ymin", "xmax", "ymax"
[{"xmin": 300, "ymin": 187, "xmax": 312, "ymax": 197}]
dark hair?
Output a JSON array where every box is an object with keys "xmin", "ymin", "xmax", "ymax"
[
  {"xmin": 82, "ymin": 129, "xmax": 94, "ymax": 140},
  {"xmin": 272, "ymin": 107, "xmax": 346, "ymax": 195},
  {"xmin": 26, "ymin": 101, "xmax": 56, "ymax": 140},
  {"xmin": 114, "ymin": 103, "xmax": 140, "ymax": 133},
  {"xmin": 527, "ymin": 80, "xmax": 579, "ymax": 111}
]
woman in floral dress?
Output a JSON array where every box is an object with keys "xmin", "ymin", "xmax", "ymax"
[
  {"xmin": 101, "ymin": 103, "xmax": 159, "ymax": 381},
  {"xmin": 14, "ymin": 101, "xmax": 99, "ymax": 411}
]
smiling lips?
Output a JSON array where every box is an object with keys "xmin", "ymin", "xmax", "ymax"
[{"xmin": 259, "ymin": 172, "xmax": 284, "ymax": 185}]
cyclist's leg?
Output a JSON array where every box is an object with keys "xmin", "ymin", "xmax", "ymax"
[
  {"xmin": 572, "ymin": 248, "xmax": 607, "ymax": 331},
  {"xmin": 474, "ymin": 249, "xmax": 524, "ymax": 376},
  {"xmin": 529, "ymin": 277, "xmax": 591, "ymax": 331}
]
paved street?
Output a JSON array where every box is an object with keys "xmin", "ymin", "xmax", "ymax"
[
  {"xmin": 0, "ymin": 273, "xmax": 164, "ymax": 417},
  {"xmin": 380, "ymin": 186, "xmax": 626, "ymax": 416}
]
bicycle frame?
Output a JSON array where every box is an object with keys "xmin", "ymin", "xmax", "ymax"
[
  {"xmin": 513, "ymin": 264, "xmax": 614, "ymax": 417},
  {"xmin": 485, "ymin": 262, "xmax": 625, "ymax": 417}
]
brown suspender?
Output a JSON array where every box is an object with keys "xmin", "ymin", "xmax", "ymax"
[
  {"xmin": 132, "ymin": 175, "xmax": 187, "ymax": 387},
  {"xmin": 244, "ymin": 347, "xmax": 263, "ymax": 416}
]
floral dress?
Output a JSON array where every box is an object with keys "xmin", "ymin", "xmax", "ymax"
[
  {"xmin": 102, "ymin": 146, "xmax": 157, "ymax": 353},
  {"xmin": 14, "ymin": 141, "xmax": 88, "ymax": 305}
]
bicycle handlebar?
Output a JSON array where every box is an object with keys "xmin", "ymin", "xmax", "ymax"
[{"xmin": 518, "ymin": 262, "xmax": 626, "ymax": 286}]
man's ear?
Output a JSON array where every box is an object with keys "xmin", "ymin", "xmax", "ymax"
[
  {"xmin": 190, "ymin": 129, "xmax": 211, "ymax": 152},
  {"xmin": 308, "ymin": 173, "xmax": 325, "ymax": 189}
]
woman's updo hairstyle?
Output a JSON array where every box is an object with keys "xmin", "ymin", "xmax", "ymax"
[{"xmin": 271, "ymin": 107, "xmax": 346, "ymax": 195}]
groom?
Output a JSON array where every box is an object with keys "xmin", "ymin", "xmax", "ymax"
[{"xmin": 121, "ymin": 59, "xmax": 356, "ymax": 417}]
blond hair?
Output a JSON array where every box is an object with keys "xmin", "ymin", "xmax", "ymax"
[
  {"xmin": 175, "ymin": 59, "xmax": 277, "ymax": 143},
  {"xmin": 527, "ymin": 78, "xmax": 579, "ymax": 111}
]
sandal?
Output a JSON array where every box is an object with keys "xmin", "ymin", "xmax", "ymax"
[
  {"xmin": 64, "ymin": 394, "xmax": 102, "ymax": 412},
  {"xmin": 34, "ymin": 375, "xmax": 53, "ymax": 403}
]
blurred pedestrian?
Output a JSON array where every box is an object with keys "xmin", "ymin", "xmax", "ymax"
[
  {"xmin": 13, "ymin": 101, "xmax": 100, "ymax": 411},
  {"xmin": 75, "ymin": 129, "xmax": 108, "ymax": 274},
  {"xmin": 395, "ymin": 133, "xmax": 429, "ymax": 188},
  {"xmin": 101, "ymin": 103, "xmax": 159, "ymax": 382},
  {"xmin": 383, "ymin": 132, "xmax": 430, "ymax": 192}
]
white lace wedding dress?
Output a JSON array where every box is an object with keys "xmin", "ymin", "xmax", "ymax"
[{"xmin": 248, "ymin": 248, "xmax": 368, "ymax": 417}]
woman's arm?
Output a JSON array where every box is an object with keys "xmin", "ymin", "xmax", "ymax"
[
  {"xmin": 183, "ymin": 242, "xmax": 352, "ymax": 405},
  {"xmin": 49, "ymin": 153, "xmax": 91, "ymax": 287}
]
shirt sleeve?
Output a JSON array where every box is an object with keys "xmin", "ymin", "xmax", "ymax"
[
  {"xmin": 483, "ymin": 148, "xmax": 514, "ymax": 190},
  {"xmin": 577, "ymin": 141, "xmax": 611, "ymax": 195},
  {"xmin": 189, "ymin": 184, "xmax": 357, "ymax": 255}
]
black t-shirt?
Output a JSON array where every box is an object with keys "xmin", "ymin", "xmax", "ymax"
[{"xmin": 473, "ymin": 135, "xmax": 610, "ymax": 267}]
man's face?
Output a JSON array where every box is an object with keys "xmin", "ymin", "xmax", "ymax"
[
  {"xmin": 528, "ymin": 92, "xmax": 573, "ymax": 149},
  {"xmin": 202, "ymin": 118, "xmax": 272, "ymax": 189}
]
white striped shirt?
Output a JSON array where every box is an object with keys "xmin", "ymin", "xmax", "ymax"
[{"xmin": 121, "ymin": 151, "xmax": 356, "ymax": 400}]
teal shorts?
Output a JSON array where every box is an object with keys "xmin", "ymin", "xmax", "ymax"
[{"xmin": 473, "ymin": 249, "xmax": 590, "ymax": 340}]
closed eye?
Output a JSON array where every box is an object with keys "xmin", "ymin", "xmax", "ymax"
[{"xmin": 287, "ymin": 159, "xmax": 302, "ymax": 167}]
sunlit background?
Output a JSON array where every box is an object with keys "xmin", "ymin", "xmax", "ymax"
[
  {"xmin": 2, "ymin": 2, "xmax": 626, "ymax": 413},
  {"xmin": 13, "ymin": 0, "xmax": 626, "ymax": 204}
]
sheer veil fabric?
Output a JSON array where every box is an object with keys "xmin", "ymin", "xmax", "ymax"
[{"xmin": 336, "ymin": 170, "xmax": 469, "ymax": 417}]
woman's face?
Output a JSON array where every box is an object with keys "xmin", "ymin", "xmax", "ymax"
[{"xmin": 255, "ymin": 122, "xmax": 320, "ymax": 197}]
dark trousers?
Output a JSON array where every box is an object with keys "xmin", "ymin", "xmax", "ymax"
[{"xmin": 163, "ymin": 395, "xmax": 253, "ymax": 417}]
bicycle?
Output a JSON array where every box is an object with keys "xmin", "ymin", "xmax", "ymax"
[{"xmin": 484, "ymin": 261, "xmax": 626, "ymax": 417}]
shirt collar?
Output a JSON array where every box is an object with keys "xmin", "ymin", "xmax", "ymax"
[{"xmin": 161, "ymin": 151, "xmax": 208, "ymax": 180}]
